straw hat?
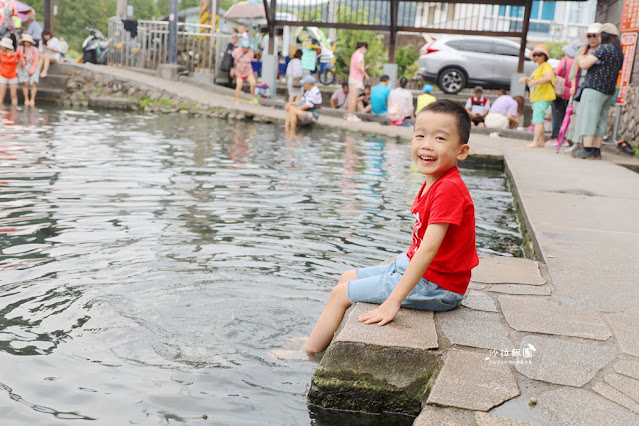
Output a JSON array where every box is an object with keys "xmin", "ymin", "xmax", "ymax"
[
  {"xmin": 0, "ymin": 37, "xmax": 14, "ymax": 50},
  {"xmin": 600, "ymin": 22, "xmax": 620, "ymax": 37},
  {"xmin": 20, "ymin": 33, "xmax": 35, "ymax": 44},
  {"xmin": 531, "ymin": 44, "xmax": 550, "ymax": 59}
]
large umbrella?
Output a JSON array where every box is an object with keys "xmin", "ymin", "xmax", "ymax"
[{"xmin": 224, "ymin": 1, "xmax": 265, "ymax": 19}]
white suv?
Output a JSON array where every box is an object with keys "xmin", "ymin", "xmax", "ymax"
[{"xmin": 416, "ymin": 35, "xmax": 554, "ymax": 94}]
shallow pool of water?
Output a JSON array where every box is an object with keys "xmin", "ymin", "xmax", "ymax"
[{"xmin": 0, "ymin": 106, "xmax": 522, "ymax": 424}]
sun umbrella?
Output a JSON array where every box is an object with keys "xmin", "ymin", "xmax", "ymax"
[
  {"xmin": 14, "ymin": 1, "xmax": 32, "ymax": 13},
  {"xmin": 557, "ymin": 101, "xmax": 574, "ymax": 152},
  {"xmin": 224, "ymin": 1, "xmax": 265, "ymax": 19}
]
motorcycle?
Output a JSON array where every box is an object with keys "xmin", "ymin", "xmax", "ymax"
[{"xmin": 82, "ymin": 27, "xmax": 109, "ymax": 64}]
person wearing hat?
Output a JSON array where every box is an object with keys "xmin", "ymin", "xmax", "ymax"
[
  {"xmin": 0, "ymin": 36, "xmax": 21, "ymax": 106},
  {"xmin": 464, "ymin": 86, "xmax": 490, "ymax": 127},
  {"xmin": 17, "ymin": 33, "xmax": 39, "ymax": 106},
  {"xmin": 565, "ymin": 23, "xmax": 602, "ymax": 149},
  {"xmin": 572, "ymin": 22, "xmax": 623, "ymax": 160},
  {"xmin": 519, "ymin": 44, "xmax": 556, "ymax": 148},
  {"xmin": 231, "ymin": 38, "xmax": 258, "ymax": 105},
  {"xmin": 416, "ymin": 84, "xmax": 436, "ymax": 114},
  {"xmin": 284, "ymin": 75, "xmax": 322, "ymax": 134}
]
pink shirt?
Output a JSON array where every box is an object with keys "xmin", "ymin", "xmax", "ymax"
[
  {"xmin": 349, "ymin": 50, "xmax": 365, "ymax": 80},
  {"xmin": 232, "ymin": 47, "xmax": 254, "ymax": 78}
]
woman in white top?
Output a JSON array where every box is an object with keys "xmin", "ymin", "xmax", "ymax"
[
  {"xmin": 286, "ymin": 49, "xmax": 303, "ymax": 102},
  {"xmin": 39, "ymin": 31, "xmax": 61, "ymax": 78}
]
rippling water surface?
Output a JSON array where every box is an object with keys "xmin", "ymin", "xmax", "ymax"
[{"xmin": 0, "ymin": 106, "xmax": 522, "ymax": 424}]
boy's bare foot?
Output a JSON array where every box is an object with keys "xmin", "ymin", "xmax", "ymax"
[
  {"xmin": 525, "ymin": 142, "xmax": 544, "ymax": 148},
  {"xmin": 40, "ymin": 72, "xmax": 47, "ymax": 78},
  {"xmin": 235, "ymin": 99, "xmax": 240, "ymax": 105},
  {"xmin": 268, "ymin": 348, "xmax": 318, "ymax": 361}
]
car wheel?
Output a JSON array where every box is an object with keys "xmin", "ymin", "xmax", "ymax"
[{"xmin": 438, "ymin": 67, "xmax": 466, "ymax": 94}]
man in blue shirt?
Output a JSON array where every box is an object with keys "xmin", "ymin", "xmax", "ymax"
[
  {"xmin": 370, "ymin": 74, "xmax": 391, "ymax": 115},
  {"xmin": 25, "ymin": 13, "xmax": 43, "ymax": 47}
]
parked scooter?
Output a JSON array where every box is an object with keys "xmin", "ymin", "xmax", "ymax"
[{"xmin": 82, "ymin": 27, "xmax": 109, "ymax": 64}]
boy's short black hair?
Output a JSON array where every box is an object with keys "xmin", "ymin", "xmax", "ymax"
[
  {"xmin": 417, "ymin": 100, "xmax": 471, "ymax": 145},
  {"xmin": 341, "ymin": 81, "xmax": 348, "ymax": 88},
  {"xmin": 356, "ymin": 41, "xmax": 368, "ymax": 49},
  {"xmin": 379, "ymin": 74, "xmax": 389, "ymax": 82}
]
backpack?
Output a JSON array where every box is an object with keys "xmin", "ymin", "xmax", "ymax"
[{"xmin": 220, "ymin": 51, "xmax": 233, "ymax": 72}]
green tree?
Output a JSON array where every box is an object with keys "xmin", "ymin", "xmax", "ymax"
[
  {"xmin": 332, "ymin": 6, "xmax": 387, "ymax": 79},
  {"xmin": 335, "ymin": 30, "xmax": 387, "ymax": 79},
  {"xmin": 395, "ymin": 46, "xmax": 419, "ymax": 79},
  {"xmin": 128, "ymin": 0, "xmax": 159, "ymax": 19}
]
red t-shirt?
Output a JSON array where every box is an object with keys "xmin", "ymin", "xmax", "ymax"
[
  {"xmin": 406, "ymin": 167, "xmax": 479, "ymax": 294},
  {"xmin": 0, "ymin": 50, "xmax": 20, "ymax": 80}
]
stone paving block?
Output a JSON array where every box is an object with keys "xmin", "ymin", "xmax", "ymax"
[
  {"xmin": 334, "ymin": 303, "xmax": 438, "ymax": 350},
  {"xmin": 413, "ymin": 407, "xmax": 466, "ymax": 425},
  {"xmin": 468, "ymin": 282, "xmax": 486, "ymax": 290},
  {"xmin": 604, "ymin": 373, "xmax": 639, "ymax": 404},
  {"xmin": 614, "ymin": 359, "xmax": 639, "ymax": 380},
  {"xmin": 472, "ymin": 257, "xmax": 545, "ymax": 285},
  {"xmin": 461, "ymin": 290, "xmax": 498, "ymax": 312},
  {"xmin": 427, "ymin": 350, "xmax": 520, "ymax": 411},
  {"xmin": 487, "ymin": 285, "xmax": 551, "ymax": 296},
  {"xmin": 514, "ymin": 335, "xmax": 615, "ymax": 387},
  {"xmin": 593, "ymin": 381, "xmax": 639, "ymax": 415},
  {"xmin": 499, "ymin": 295, "xmax": 611, "ymax": 341},
  {"xmin": 474, "ymin": 411, "xmax": 535, "ymax": 426},
  {"xmin": 437, "ymin": 308, "xmax": 512, "ymax": 350},
  {"xmin": 535, "ymin": 387, "xmax": 639, "ymax": 425},
  {"xmin": 605, "ymin": 313, "xmax": 639, "ymax": 357}
]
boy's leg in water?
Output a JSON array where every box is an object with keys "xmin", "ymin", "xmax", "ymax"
[
  {"xmin": 303, "ymin": 269, "xmax": 357, "ymax": 353},
  {"xmin": 269, "ymin": 270, "xmax": 357, "ymax": 359},
  {"xmin": 0, "ymin": 84, "xmax": 7, "ymax": 103}
]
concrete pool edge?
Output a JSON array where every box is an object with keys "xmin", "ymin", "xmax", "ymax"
[{"xmin": 60, "ymin": 64, "xmax": 639, "ymax": 424}]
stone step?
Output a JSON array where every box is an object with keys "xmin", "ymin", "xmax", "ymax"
[
  {"xmin": 307, "ymin": 303, "xmax": 440, "ymax": 416},
  {"xmin": 38, "ymin": 74, "xmax": 69, "ymax": 90}
]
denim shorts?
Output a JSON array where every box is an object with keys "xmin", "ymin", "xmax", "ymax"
[{"xmin": 348, "ymin": 253, "xmax": 464, "ymax": 312}]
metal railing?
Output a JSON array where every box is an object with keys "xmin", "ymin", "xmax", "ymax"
[{"xmin": 108, "ymin": 18, "xmax": 216, "ymax": 73}]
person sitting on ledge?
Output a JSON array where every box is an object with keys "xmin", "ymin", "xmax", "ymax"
[
  {"xmin": 330, "ymin": 81, "xmax": 349, "ymax": 110},
  {"xmin": 284, "ymin": 75, "xmax": 322, "ymax": 135},
  {"xmin": 272, "ymin": 100, "xmax": 478, "ymax": 357}
]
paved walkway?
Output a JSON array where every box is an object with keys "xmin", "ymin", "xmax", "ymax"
[{"xmin": 76, "ymin": 64, "xmax": 639, "ymax": 424}]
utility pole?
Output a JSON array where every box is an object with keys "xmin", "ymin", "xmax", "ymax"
[
  {"xmin": 328, "ymin": 0, "xmax": 336, "ymax": 42},
  {"xmin": 116, "ymin": 0, "xmax": 128, "ymax": 19},
  {"xmin": 43, "ymin": 0, "xmax": 54, "ymax": 33},
  {"xmin": 168, "ymin": 0, "xmax": 178, "ymax": 64}
]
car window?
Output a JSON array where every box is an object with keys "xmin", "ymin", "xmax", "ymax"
[
  {"xmin": 493, "ymin": 42, "xmax": 520, "ymax": 57},
  {"xmin": 445, "ymin": 40, "xmax": 492, "ymax": 54}
]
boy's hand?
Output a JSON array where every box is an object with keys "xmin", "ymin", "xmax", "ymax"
[{"xmin": 358, "ymin": 301, "xmax": 401, "ymax": 326}]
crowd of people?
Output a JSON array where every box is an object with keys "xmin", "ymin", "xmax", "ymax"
[{"xmin": 0, "ymin": 9, "xmax": 66, "ymax": 107}]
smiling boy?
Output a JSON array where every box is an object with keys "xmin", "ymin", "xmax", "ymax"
[{"xmin": 302, "ymin": 100, "xmax": 478, "ymax": 354}]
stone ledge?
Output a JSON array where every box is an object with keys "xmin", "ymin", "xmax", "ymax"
[
  {"xmin": 308, "ymin": 303, "xmax": 441, "ymax": 415},
  {"xmin": 308, "ymin": 341, "xmax": 441, "ymax": 415}
]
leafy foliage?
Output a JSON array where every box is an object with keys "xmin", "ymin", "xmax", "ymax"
[
  {"xmin": 395, "ymin": 46, "xmax": 419, "ymax": 79},
  {"xmin": 545, "ymin": 41, "xmax": 568, "ymax": 60},
  {"xmin": 333, "ymin": 6, "xmax": 387, "ymax": 79}
]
